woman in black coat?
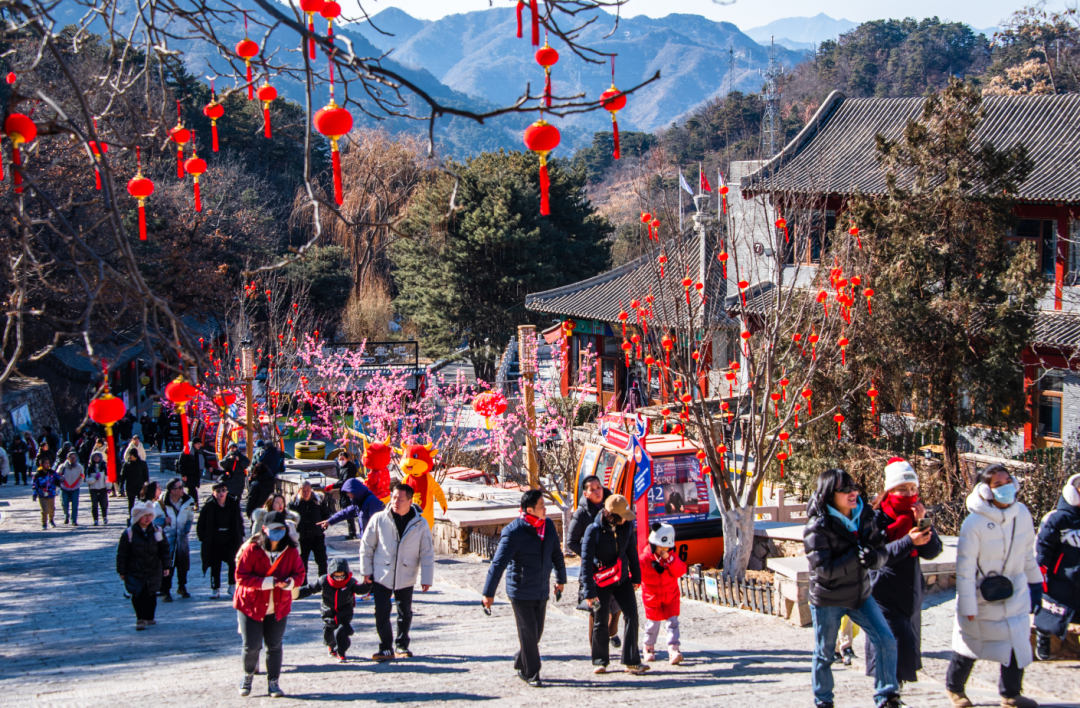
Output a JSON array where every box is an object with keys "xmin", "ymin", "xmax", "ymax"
[
  {"xmin": 197, "ymin": 481, "xmax": 246, "ymax": 599},
  {"xmin": 580, "ymin": 494, "xmax": 646, "ymax": 675},
  {"xmin": 865, "ymin": 459, "xmax": 942, "ymax": 686},
  {"xmin": 120, "ymin": 449, "xmax": 150, "ymax": 512},
  {"xmin": 117, "ymin": 500, "xmax": 172, "ymax": 630},
  {"xmin": 245, "ymin": 462, "xmax": 275, "ymax": 519}
]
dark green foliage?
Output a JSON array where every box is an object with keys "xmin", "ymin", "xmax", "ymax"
[
  {"xmin": 573, "ymin": 131, "xmax": 656, "ymax": 183},
  {"xmin": 392, "ymin": 151, "xmax": 613, "ymax": 382},
  {"xmin": 282, "ymin": 246, "xmax": 353, "ymax": 317},
  {"xmin": 662, "ymin": 91, "xmax": 803, "ymax": 165}
]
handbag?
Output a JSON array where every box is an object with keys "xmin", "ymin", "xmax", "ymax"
[
  {"xmin": 266, "ymin": 548, "xmax": 302, "ymax": 600},
  {"xmin": 593, "ymin": 558, "xmax": 622, "ymax": 588},
  {"xmin": 977, "ymin": 519, "xmax": 1016, "ymax": 603}
]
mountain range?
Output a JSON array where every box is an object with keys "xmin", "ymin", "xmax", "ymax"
[{"xmin": 745, "ymin": 13, "xmax": 857, "ymax": 51}]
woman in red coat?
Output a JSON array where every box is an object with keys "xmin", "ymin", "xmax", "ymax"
[
  {"xmin": 639, "ymin": 523, "xmax": 687, "ymax": 665},
  {"xmin": 234, "ymin": 510, "xmax": 305, "ymax": 699}
]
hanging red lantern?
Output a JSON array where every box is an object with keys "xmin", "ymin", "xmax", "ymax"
[
  {"xmin": 849, "ymin": 225, "xmax": 862, "ymax": 249},
  {"xmin": 651, "ymin": 218, "xmax": 660, "ymax": 241},
  {"xmin": 203, "ymin": 87, "xmax": 225, "ymax": 152},
  {"xmin": 183, "ymin": 146, "xmax": 208, "ymax": 213},
  {"xmin": 838, "ymin": 336, "xmax": 849, "ymax": 366},
  {"xmin": 4, "ymin": 72, "xmax": 14, "ymax": 84},
  {"xmin": 802, "ymin": 388, "xmax": 813, "ymax": 416},
  {"xmin": 717, "ymin": 250, "xmax": 728, "ymax": 278},
  {"xmin": 719, "ymin": 180, "xmax": 729, "ymax": 214},
  {"xmin": 779, "ymin": 430, "xmax": 792, "ymax": 456},
  {"xmin": 257, "ymin": 82, "xmax": 278, "ymax": 138},
  {"xmin": 631, "ymin": 333, "xmax": 642, "ymax": 358},
  {"xmin": 770, "ymin": 391, "xmax": 782, "ymax": 417},
  {"xmin": 833, "ymin": 413, "xmax": 845, "ymax": 440},
  {"xmin": 88, "ymin": 137, "xmax": 107, "ymax": 190},
  {"xmin": 724, "ymin": 369, "xmax": 736, "ymax": 397},
  {"xmin": 299, "ymin": 0, "xmax": 325, "ymax": 59},
  {"xmin": 600, "ymin": 86, "xmax": 627, "ymax": 161},
  {"xmin": 169, "ymin": 103, "xmax": 190, "ymax": 180},
  {"xmin": 515, "ymin": 0, "xmax": 540, "ymax": 46},
  {"xmin": 740, "ymin": 329, "xmax": 752, "ymax": 355},
  {"xmin": 681, "ymin": 275, "xmax": 693, "ymax": 307},
  {"xmin": 472, "ymin": 391, "xmax": 508, "ymax": 429},
  {"xmin": 313, "ymin": 65, "xmax": 354, "ymax": 205},
  {"xmin": 809, "ymin": 332, "xmax": 819, "ymax": 361},
  {"xmin": 776, "ymin": 451, "xmax": 788, "ymax": 478},
  {"xmin": 657, "ymin": 253, "xmax": 667, "ymax": 278},
  {"xmin": 779, "ymin": 376, "xmax": 790, "ymax": 401},
  {"xmin": 535, "ymin": 41, "xmax": 559, "ymax": 108},
  {"xmin": 864, "ymin": 287, "xmax": 875, "ymax": 315},
  {"xmin": 621, "ymin": 340, "xmax": 632, "ymax": 367},
  {"xmin": 817, "ymin": 289, "xmax": 830, "ymax": 318},
  {"xmin": 127, "ymin": 146, "xmax": 154, "ymax": 241},
  {"xmin": 88, "ymin": 392, "xmax": 126, "ymax": 484},
  {"xmin": 235, "ymin": 38, "xmax": 260, "ymax": 100},
  {"xmin": 737, "ymin": 279, "xmax": 749, "ymax": 307},
  {"xmin": 321, "ymin": 1, "xmax": 342, "ymax": 42},
  {"xmin": 661, "ymin": 334, "xmax": 674, "ymax": 367},
  {"xmin": 640, "ymin": 212, "xmax": 653, "ymax": 239},
  {"xmin": 776, "ymin": 216, "xmax": 788, "ymax": 242},
  {"xmin": 793, "ymin": 332, "xmax": 804, "ymax": 356},
  {"xmin": 4, "ymin": 112, "xmax": 37, "ymax": 194},
  {"xmin": 165, "ymin": 377, "xmax": 198, "ymax": 452},
  {"xmin": 867, "ymin": 387, "xmax": 879, "ymax": 416},
  {"xmin": 523, "ymin": 119, "xmax": 560, "ymax": 216}
]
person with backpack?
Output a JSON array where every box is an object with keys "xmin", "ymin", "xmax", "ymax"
[
  {"xmin": 86, "ymin": 451, "xmax": 110, "ymax": 526},
  {"xmin": 361, "ymin": 483, "xmax": 434, "ymax": 662},
  {"xmin": 159, "ymin": 478, "xmax": 196, "ymax": 601},
  {"xmin": 1034, "ymin": 473, "xmax": 1080, "ymax": 661},
  {"xmin": 197, "ymin": 481, "xmax": 246, "ymax": 599},
  {"xmin": 117, "ymin": 500, "xmax": 172, "ymax": 631},
  {"xmin": 947, "ymin": 464, "xmax": 1043, "ymax": 708},
  {"xmin": 234, "ymin": 510, "xmax": 306, "ymax": 698},
  {"xmin": 289, "ymin": 481, "xmax": 330, "ymax": 578},
  {"xmin": 245, "ymin": 462, "xmax": 275, "ymax": 519},
  {"xmin": 31, "ymin": 464, "xmax": 62, "ymax": 529},
  {"xmin": 804, "ymin": 468, "xmax": 900, "ymax": 708},
  {"xmin": 639, "ymin": 522, "xmax": 687, "ymax": 665},
  {"xmin": 580, "ymin": 494, "xmax": 647, "ymax": 675},
  {"xmin": 866, "ymin": 458, "xmax": 943, "ymax": 687},
  {"xmin": 297, "ymin": 557, "xmax": 372, "ymax": 662}
]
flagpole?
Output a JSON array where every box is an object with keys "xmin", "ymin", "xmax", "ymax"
[
  {"xmin": 698, "ymin": 162, "xmax": 702, "ymax": 197},
  {"xmin": 679, "ymin": 183, "xmax": 683, "ymax": 233}
]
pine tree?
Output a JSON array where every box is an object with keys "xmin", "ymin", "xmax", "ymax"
[{"xmin": 850, "ymin": 79, "xmax": 1044, "ymax": 488}]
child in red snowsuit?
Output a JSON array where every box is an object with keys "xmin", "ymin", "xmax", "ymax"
[{"xmin": 639, "ymin": 522, "xmax": 687, "ymax": 665}]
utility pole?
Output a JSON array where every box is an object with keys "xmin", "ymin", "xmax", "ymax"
[
  {"xmin": 517, "ymin": 324, "xmax": 539, "ymax": 489},
  {"xmin": 760, "ymin": 37, "xmax": 784, "ymax": 156}
]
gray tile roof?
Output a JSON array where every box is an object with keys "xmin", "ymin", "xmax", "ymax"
[
  {"xmin": 1033, "ymin": 310, "xmax": 1080, "ymax": 349},
  {"xmin": 526, "ymin": 233, "xmax": 736, "ymax": 329},
  {"xmin": 742, "ymin": 91, "xmax": 1080, "ymax": 203}
]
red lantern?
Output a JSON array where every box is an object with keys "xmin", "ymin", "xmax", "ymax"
[
  {"xmin": 817, "ymin": 289, "xmax": 830, "ymax": 318},
  {"xmin": 809, "ymin": 332, "xmax": 819, "ymax": 361},
  {"xmin": 657, "ymin": 253, "xmax": 667, "ymax": 278},
  {"xmin": 600, "ymin": 85, "xmax": 627, "ymax": 161},
  {"xmin": 314, "ymin": 98, "xmax": 354, "ymax": 206},
  {"xmin": 299, "ymin": 0, "xmax": 325, "ymax": 59},
  {"xmin": 257, "ymin": 82, "xmax": 278, "ymax": 138},
  {"xmin": 165, "ymin": 377, "xmax": 198, "ymax": 451},
  {"xmin": 523, "ymin": 119, "xmax": 560, "ymax": 216},
  {"xmin": 867, "ymin": 387, "xmax": 879, "ymax": 416},
  {"xmin": 776, "ymin": 451, "xmax": 788, "ymax": 478},
  {"xmin": 321, "ymin": 1, "xmax": 342, "ymax": 42},
  {"xmin": 661, "ymin": 334, "xmax": 674, "ymax": 367},
  {"xmin": 717, "ymin": 250, "xmax": 728, "ymax": 278},
  {"xmin": 515, "ymin": 0, "xmax": 540, "ymax": 46},
  {"xmin": 184, "ymin": 147, "xmax": 208, "ymax": 213},
  {"xmin": 833, "ymin": 413, "xmax": 845, "ymax": 440},
  {"xmin": 737, "ymin": 279, "xmax": 749, "ymax": 307},
  {"xmin": 127, "ymin": 147, "xmax": 154, "ymax": 241},
  {"xmin": 236, "ymin": 43, "xmax": 260, "ymax": 100},
  {"xmin": 770, "ymin": 391, "xmax": 782, "ymax": 417},
  {"xmin": 535, "ymin": 41, "xmax": 559, "ymax": 108},
  {"xmin": 776, "ymin": 216, "xmax": 788, "ymax": 242},
  {"xmin": 849, "ymin": 225, "xmax": 862, "ymax": 249},
  {"xmin": 864, "ymin": 287, "xmax": 875, "ymax": 315},
  {"xmin": 213, "ymin": 390, "xmax": 237, "ymax": 412},
  {"xmin": 4, "ymin": 113, "xmax": 37, "ymax": 194},
  {"xmin": 779, "ymin": 376, "xmax": 790, "ymax": 401},
  {"xmin": 4, "ymin": 72, "xmax": 14, "ymax": 84},
  {"xmin": 719, "ymin": 183, "xmax": 729, "ymax": 214},
  {"xmin": 779, "ymin": 429, "xmax": 792, "ymax": 455},
  {"xmin": 88, "ymin": 393, "xmax": 126, "ymax": 484},
  {"xmin": 204, "ymin": 87, "xmax": 225, "ymax": 152},
  {"xmin": 170, "ymin": 123, "xmax": 190, "ymax": 181},
  {"xmin": 837, "ymin": 336, "xmax": 849, "ymax": 366},
  {"xmin": 802, "ymin": 388, "xmax": 813, "ymax": 416},
  {"xmin": 621, "ymin": 339, "xmax": 632, "ymax": 367},
  {"xmin": 472, "ymin": 391, "xmax": 508, "ymax": 429}
]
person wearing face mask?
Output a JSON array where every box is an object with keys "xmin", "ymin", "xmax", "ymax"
[
  {"xmin": 865, "ymin": 458, "xmax": 942, "ymax": 688},
  {"xmin": 234, "ymin": 510, "xmax": 306, "ymax": 698},
  {"xmin": 946, "ymin": 464, "xmax": 1042, "ymax": 708},
  {"xmin": 804, "ymin": 468, "xmax": 899, "ymax": 708}
]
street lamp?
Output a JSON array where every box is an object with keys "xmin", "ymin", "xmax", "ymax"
[
  {"xmin": 517, "ymin": 324, "xmax": 538, "ymax": 489},
  {"xmin": 241, "ymin": 339, "xmax": 254, "ymax": 452}
]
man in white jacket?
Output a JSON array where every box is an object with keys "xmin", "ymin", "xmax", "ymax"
[{"xmin": 360, "ymin": 482, "xmax": 434, "ymax": 662}]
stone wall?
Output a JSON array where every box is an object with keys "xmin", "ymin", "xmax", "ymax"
[
  {"xmin": 433, "ymin": 516, "xmax": 565, "ymax": 556},
  {"xmin": 0, "ymin": 377, "xmax": 60, "ymax": 445}
]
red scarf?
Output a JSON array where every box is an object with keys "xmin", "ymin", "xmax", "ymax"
[
  {"xmin": 328, "ymin": 572, "xmax": 352, "ymax": 589},
  {"xmin": 880, "ymin": 493, "xmax": 918, "ymax": 557},
  {"xmin": 520, "ymin": 512, "xmax": 545, "ymax": 540}
]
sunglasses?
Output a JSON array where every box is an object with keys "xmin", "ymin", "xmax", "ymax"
[{"xmin": 836, "ymin": 483, "xmax": 859, "ymax": 494}]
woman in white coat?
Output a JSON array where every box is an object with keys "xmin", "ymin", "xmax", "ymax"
[{"xmin": 946, "ymin": 464, "xmax": 1042, "ymax": 708}]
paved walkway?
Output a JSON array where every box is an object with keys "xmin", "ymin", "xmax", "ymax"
[{"xmin": 0, "ymin": 461, "xmax": 1076, "ymax": 707}]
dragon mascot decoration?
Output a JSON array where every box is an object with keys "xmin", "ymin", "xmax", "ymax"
[{"xmin": 397, "ymin": 442, "xmax": 447, "ymax": 529}]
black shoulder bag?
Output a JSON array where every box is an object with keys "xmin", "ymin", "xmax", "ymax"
[{"xmin": 977, "ymin": 518, "xmax": 1016, "ymax": 603}]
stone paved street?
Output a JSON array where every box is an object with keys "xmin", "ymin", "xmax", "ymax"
[{"xmin": 1, "ymin": 461, "xmax": 1077, "ymax": 707}]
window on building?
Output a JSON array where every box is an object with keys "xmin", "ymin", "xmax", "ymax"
[
  {"xmin": 781, "ymin": 210, "xmax": 836, "ymax": 265},
  {"xmin": 1009, "ymin": 219, "xmax": 1057, "ymax": 280},
  {"xmin": 1036, "ymin": 368, "xmax": 1063, "ymax": 440}
]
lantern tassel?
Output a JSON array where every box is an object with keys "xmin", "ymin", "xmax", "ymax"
[
  {"xmin": 246, "ymin": 61, "xmax": 254, "ymax": 100},
  {"xmin": 193, "ymin": 177, "xmax": 202, "ymax": 212},
  {"xmin": 176, "ymin": 147, "xmax": 184, "ymax": 179},
  {"xmin": 263, "ymin": 105, "xmax": 272, "ymax": 138},
  {"xmin": 12, "ymin": 147, "xmax": 23, "ymax": 193},
  {"xmin": 612, "ymin": 115, "xmax": 620, "ymax": 160},
  {"xmin": 138, "ymin": 200, "xmax": 147, "ymax": 240},
  {"xmin": 95, "ymin": 168, "xmax": 101, "ymax": 190},
  {"xmin": 723, "ymin": 193, "xmax": 728, "ymax": 214},
  {"xmin": 308, "ymin": 17, "xmax": 316, "ymax": 59},
  {"xmin": 332, "ymin": 141, "xmax": 343, "ymax": 205},
  {"xmin": 211, "ymin": 120, "xmax": 219, "ymax": 152},
  {"xmin": 530, "ymin": 0, "xmax": 539, "ymax": 46},
  {"xmin": 841, "ymin": 349, "xmax": 846, "ymax": 366},
  {"xmin": 105, "ymin": 424, "xmax": 118, "ymax": 484},
  {"xmin": 539, "ymin": 156, "xmax": 550, "ymax": 216},
  {"xmin": 516, "ymin": 1, "xmax": 524, "ymax": 38},
  {"xmin": 180, "ymin": 404, "xmax": 190, "ymax": 452},
  {"xmin": 544, "ymin": 70, "xmax": 552, "ymax": 108}
]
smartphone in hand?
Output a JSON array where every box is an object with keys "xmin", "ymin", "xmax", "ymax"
[{"xmin": 917, "ymin": 517, "xmax": 932, "ymax": 532}]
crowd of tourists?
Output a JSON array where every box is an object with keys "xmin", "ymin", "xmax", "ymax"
[{"xmin": 3, "ymin": 424, "xmax": 1076, "ymax": 706}]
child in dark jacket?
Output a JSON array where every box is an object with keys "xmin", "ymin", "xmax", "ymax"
[
  {"xmin": 31, "ymin": 465, "xmax": 62, "ymax": 529},
  {"xmin": 639, "ymin": 522, "xmax": 687, "ymax": 666},
  {"xmin": 1034, "ymin": 473, "xmax": 1080, "ymax": 660},
  {"xmin": 298, "ymin": 557, "xmax": 372, "ymax": 662}
]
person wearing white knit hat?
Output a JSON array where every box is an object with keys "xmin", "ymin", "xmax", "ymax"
[
  {"xmin": 866, "ymin": 457, "xmax": 942, "ymax": 689},
  {"xmin": 117, "ymin": 500, "xmax": 172, "ymax": 630}
]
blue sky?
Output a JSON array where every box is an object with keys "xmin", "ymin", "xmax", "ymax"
[{"xmin": 341, "ymin": 0, "xmax": 1063, "ymax": 31}]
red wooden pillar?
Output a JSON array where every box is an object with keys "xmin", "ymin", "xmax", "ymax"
[
  {"xmin": 1055, "ymin": 206, "xmax": 1069, "ymax": 310},
  {"xmin": 559, "ymin": 333, "xmax": 569, "ymax": 397},
  {"xmin": 1023, "ymin": 360, "xmax": 1036, "ymax": 450}
]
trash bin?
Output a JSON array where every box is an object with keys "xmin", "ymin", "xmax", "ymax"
[{"xmin": 294, "ymin": 440, "xmax": 326, "ymax": 460}]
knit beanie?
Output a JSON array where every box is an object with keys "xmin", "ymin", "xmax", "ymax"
[{"xmin": 883, "ymin": 457, "xmax": 918, "ymax": 492}]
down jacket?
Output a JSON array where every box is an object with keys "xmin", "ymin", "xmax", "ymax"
[
  {"xmin": 482, "ymin": 516, "xmax": 567, "ymax": 602},
  {"xmin": 580, "ymin": 515, "xmax": 641, "ymax": 600},
  {"xmin": 360, "ymin": 504, "xmax": 434, "ymax": 590},
  {"xmin": 160, "ymin": 494, "xmax": 196, "ymax": 559},
  {"xmin": 803, "ymin": 499, "xmax": 888, "ymax": 609},
  {"xmin": 196, "ymin": 494, "xmax": 245, "ymax": 575},
  {"xmin": 1036, "ymin": 474, "xmax": 1080, "ymax": 611},
  {"xmin": 327, "ymin": 478, "xmax": 384, "ymax": 537},
  {"xmin": 116, "ymin": 522, "xmax": 172, "ymax": 595},
  {"xmin": 233, "ymin": 540, "xmax": 306, "ymax": 622},
  {"xmin": 297, "ymin": 557, "xmax": 372, "ymax": 626},
  {"xmin": 953, "ymin": 484, "xmax": 1042, "ymax": 668},
  {"xmin": 638, "ymin": 546, "xmax": 687, "ymax": 621}
]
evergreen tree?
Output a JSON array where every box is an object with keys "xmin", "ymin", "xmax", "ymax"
[
  {"xmin": 849, "ymin": 79, "xmax": 1045, "ymax": 486},
  {"xmin": 392, "ymin": 151, "xmax": 613, "ymax": 382}
]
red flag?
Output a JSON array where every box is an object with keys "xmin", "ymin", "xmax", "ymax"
[{"xmin": 700, "ymin": 166, "xmax": 712, "ymax": 192}]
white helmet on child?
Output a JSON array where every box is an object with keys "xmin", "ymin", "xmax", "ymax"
[{"xmin": 648, "ymin": 522, "xmax": 676, "ymax": 548}]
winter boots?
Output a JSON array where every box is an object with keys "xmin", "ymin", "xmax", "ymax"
[
  {"xmin": 1035, "ymin": 630, "xmax": 1052, "ymax": 661},
  {"xmin": 947, "ymin": 691, "xmax": 974, "ymax": 708},
  {"xmin": 239, "ymin": 674, "xmax": 253, "ymax": 697}
]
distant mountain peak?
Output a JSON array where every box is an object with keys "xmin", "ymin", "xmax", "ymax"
[{"xmin": 744, "ymin": 14, "xmax": 857, "ymax": 46}]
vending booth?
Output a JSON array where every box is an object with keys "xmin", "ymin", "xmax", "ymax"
[{"xmin": 574, "ymin": 417, "xmax": 725, "ymax": 568}]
